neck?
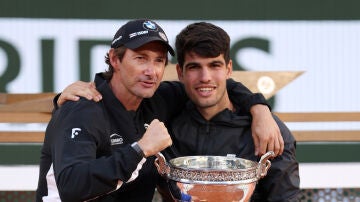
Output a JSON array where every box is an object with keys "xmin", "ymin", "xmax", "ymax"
[
  {"xmin": 109, "ymin": 80, "xmax": 142, "ymax": 111},
  {"xmin": 197, "ymin": 94, "xmax": 234, "ymax": 120}
]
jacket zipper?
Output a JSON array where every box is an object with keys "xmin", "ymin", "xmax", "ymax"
[{"xmin": 202, "ymin": 121, "xmax": 211, "ymax": 154}]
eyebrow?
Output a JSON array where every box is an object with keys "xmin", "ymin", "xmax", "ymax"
[
  {"xmin": 210, "ymin": 60, "xmax": 225, "ymax": 65},
  {"xmin": 184, "ymin": 62, "xmax": 200, "ymax": 68},
  {"xmin": 185, "ymin": 60, "xmax": 224, "ymax": 67}
]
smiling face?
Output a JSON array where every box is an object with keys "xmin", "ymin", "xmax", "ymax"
[
  {"xmin": 177, "ymin": 52, "xmax": 233, "ymax": 119},
  {"xmin": 109, "ymin": 41, "xmax": 167, "ymax": 110}
]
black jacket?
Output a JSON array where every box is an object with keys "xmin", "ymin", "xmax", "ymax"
[
  {"xmin": 163, "ymin": 102, "xmax": 301, "ymax": 202},
  {"xmin": 36, "ymin": 73, "xmax": 268, "ymax": 202},
  {"xmin": 36, "ymin": 74, "xmax": 186, "ymax": 202}
]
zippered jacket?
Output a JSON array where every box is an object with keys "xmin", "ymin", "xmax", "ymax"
[{"xmin": 163, "ymin": 102, "xmax": 301, "ymax": 202}]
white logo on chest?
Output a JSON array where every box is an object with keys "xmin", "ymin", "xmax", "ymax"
[
  {"xmin": 71, "ymin": 128, "xmax": 81, "ymax": 138},
  {"xmin": 110, "ymin": 133, "xmax": 123, "ymax": 145}
]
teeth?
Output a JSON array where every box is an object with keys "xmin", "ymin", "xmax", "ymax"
[{"xmin": 198, "ymin": 88, "xmax": 213, "ymax": 92}]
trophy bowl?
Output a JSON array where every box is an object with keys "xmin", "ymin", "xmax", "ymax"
[{"xmin": 155, "ymin": 151, "xmax": 274, "ymax": 202}]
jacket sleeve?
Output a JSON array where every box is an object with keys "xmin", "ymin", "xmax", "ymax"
[
  {"xmin": 226, "ymin": 78, "xmax": 271, "ymax": 115},
  {"xmin": 50, "ymin": 100, "xmax": 144, "ymax": 202},
  {"xmin": 155, "ymin": 81, "xmax": 188, "ymax": 120},
  {"xmin": 253, "ymin": 115, "xmax": 301, "ymax": 201},
  {"xmin": 52, "ymin": 93, "xmax": 61, "ymax": 111}
]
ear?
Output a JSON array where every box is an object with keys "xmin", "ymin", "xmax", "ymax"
[
  {"xmin": 176, "ymin": 64, "xmax": 184, "ymax": 82},
  {"xmin": 109, "ymin": 48, "xmax": 119, "ymax": 67},
  {"xmin": 226, "ymin": 60, "xmax": 233, "ymax": 79}
]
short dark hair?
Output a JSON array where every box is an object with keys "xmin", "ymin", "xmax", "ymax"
[
  {"xmin": 175, "ymin": 22, "xmax": 231, "ymax": 68},
  {"xmin": 103, "ymin": 46, "xmax": 127, "ymax": 81}
]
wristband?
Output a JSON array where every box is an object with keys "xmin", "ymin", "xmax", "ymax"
[{"xmin": 131, "ymin": 142, "xmax": 145, "ymax": 158}]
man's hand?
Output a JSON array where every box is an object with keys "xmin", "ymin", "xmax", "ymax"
[
  {"xmin": 57, "ymin": 81, "xmax": 102, "ymax": 106},
  {"xmin": 138, "ymin": 119, "xmax": 172, "ymax": 157},
  {"xmin": 250, "ymin": 104, "xmax": 284, "ymax": 157}
]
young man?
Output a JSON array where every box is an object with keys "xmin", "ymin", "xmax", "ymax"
[
  {"xmin": 36, "ymin": 19, "xmax": 282, "ymax": 202},
  {"xmin": 161, "ymin": 22, "xmax": 301, "ymax": 201}
]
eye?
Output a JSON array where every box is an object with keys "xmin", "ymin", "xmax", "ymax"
[
  {"xmin": 155, "ymin": 57, "xmax": 166, "ymax": 63},
  {"xmin": 186, "ymin": 65, "xmax": 199, "ymax": 70},
  {"xmin": 135, "ymin": 56, "xmax": 145, "ymax": 60},
  {"xmin": 210, "ymin": 62, "xmax": 223, "ymax": 69}
]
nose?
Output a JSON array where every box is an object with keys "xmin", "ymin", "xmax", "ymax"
[
  {"xmin": 199, "ymin": 68, "xmax": 211, "ymax": 82},
  {"xmin": 144, "ymin": 63, "xmax": 156, "ymax": 77}
]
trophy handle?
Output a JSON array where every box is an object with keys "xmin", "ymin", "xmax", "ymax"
[
  {"xmin": 257, "ymin": 151, "xmax": 275, "ymax": 178},
  {"xmin": 155, "ymin": 152, "xmax": 170, "ymax": 177}
]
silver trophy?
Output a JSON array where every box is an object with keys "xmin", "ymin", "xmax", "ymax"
[{"xmin": 155, "ymin": 151, "xmax": 274, "ymax": 202}]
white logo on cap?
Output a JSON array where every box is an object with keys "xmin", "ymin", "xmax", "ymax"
[
  {"xmin": 129, "ymin": 30, "xmax": 149, "ymax": 38},
  {"xmin": 143, "ymin": 21, "xmax": 158, "ymax": 31},
  {"xmin": 112, "ymin": 35, "xmax": 122, "ymax": 45}
]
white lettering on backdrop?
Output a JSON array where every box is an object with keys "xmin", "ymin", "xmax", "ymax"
[{"xmin": 0, "ymin": 19, "xmax": 359, "ymax": 114}]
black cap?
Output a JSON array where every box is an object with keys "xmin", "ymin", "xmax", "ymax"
[{"xmin": 111, "ymin": 19, "xmax": 175, "ymax": 56}]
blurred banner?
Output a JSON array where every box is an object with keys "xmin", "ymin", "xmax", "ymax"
[{"xmin": 1, "ymin": 19, "xmax": 359, "ymax": 113}]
